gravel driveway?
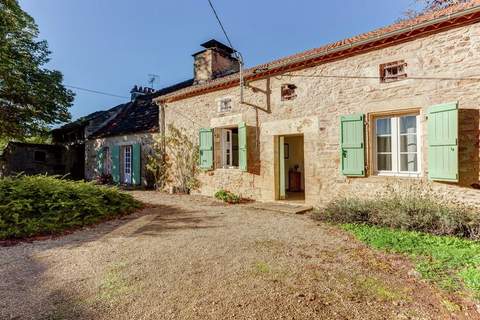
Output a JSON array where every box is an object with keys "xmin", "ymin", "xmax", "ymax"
[{"xmin": 1, "ymin": 192, "xmax": 478, "ymax": 319}]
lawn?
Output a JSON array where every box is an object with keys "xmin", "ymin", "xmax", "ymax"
[
  {"xmin": 0, "ymin": 175, "xmax": 142, "ymax": 240},
  {"xmin": 343, "ymin": 223, "xmax": 480, "ymax": 299}
]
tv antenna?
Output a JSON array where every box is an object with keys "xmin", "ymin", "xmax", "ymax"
[{"xmin": 148, "ymin": 74, "xmax": 160, "ymax": 89}]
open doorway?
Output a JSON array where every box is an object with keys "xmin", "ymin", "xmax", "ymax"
[{"xmin": 277, "ymin": 134, "xmax": 305, "ymax": 202}]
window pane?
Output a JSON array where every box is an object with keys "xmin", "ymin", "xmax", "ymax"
[
  {"xmin": 400, "ymin": 116, "xmax": 416, "ymax": 134},
  {"xmin": 400, "ymin": 134, "xmax": 417, "ymax": 153},
  {"xmin": 377, "ymin": 136, "xmax": 392, "ymax": 152},
  {"xmin": 376, "ymin": 118, "xmax": 391, "ymax": 135},
  {"xmin": 377, "ymin": 154, "xmax": 392, "ymax": 171},
  {"xmin": 400, "ymin": 154, "xmax": 417, "ymax": 172}
]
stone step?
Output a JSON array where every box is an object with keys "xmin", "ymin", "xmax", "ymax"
[{"xmin": 247, "ymin": 202, "xmax": 313, "ymax": 215}]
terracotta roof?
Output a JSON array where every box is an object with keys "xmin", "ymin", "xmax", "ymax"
[{"xmin": 156, "ymin": 0, "xmax": 480, "ymax": 103}]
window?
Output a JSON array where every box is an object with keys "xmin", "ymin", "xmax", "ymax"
[
  {"xmin": 281, "ymin": 84, "xmax": 297, "ymax": 101},
  {"xmin": 380, "ymin": 60, "xmax": 407, "ymax": 83},
  {"xmin": 34, "ymin": 150, "xmax": 46, "ymax": 162},
  {"xmin": 374, "ymin": 114, "xmax": 420, "ymax": 176},
  {"xmin": 218, "ymin": 98, "xmax": 232, "ymax": 113},
  {"xmin": 221, "ymin": 128, "xmax": 239, "ymax": 168}
]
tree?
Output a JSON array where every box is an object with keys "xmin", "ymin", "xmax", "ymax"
[
  {"xmin": 0, "ymin": 0, "xmax": 74, "ymax": 140},
  {"xmin": 405, "ymin": 0, "xmax": 471, "ymax": 18},
  {"xmin": 420, "ymin": 0, "xmax": 470, "ymax": 11}
]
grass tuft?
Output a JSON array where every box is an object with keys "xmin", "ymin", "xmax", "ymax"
[{"xmin": 254, "ymin": 261, "xmax": 271, "ymax": 274}]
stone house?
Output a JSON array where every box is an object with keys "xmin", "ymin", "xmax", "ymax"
[
  {"xmin": 152, "ymin": 1, "xmax": 480, "ymax": 207},
  {"xmin": 85, "ymin": 83, "xmax": 192, "ymax": 186}
]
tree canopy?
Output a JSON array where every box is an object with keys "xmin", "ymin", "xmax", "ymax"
[
  {"xmin": 420, "ymin": 0, "xmax": 470, "ymax": 11},
  {"xmin": 0, "ymin": 0, "xmax": 74, "ymax": 140},
  {"xmin": 405, "ymin": 0, "xmax": 471, "ymax": 17}
]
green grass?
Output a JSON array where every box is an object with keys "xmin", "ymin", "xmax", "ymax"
[
  {"xmin": 254, "ymin": 261, "xmax": 271, "ymax": 274},
  {"xmin": 0, "ymin": 175, "xmax": 142, "ymax": 239},
  {"xmin": 354, "ymin": 276, "xmax": 407, "ymax": 302},
  {"xmin": 343, "ymin": 223, "xmax": 480, "ymax": 299}
]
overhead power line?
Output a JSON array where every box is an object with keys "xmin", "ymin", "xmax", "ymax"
[
  {"xmin": 207, "ymin": 0, "xmax": 236, "ymax": 52},
  {"xmin": 277, "ymin": 73, "xmax": 480, "ymax": 81},
  {"xmin": 64, "ymin": 85, "xmax": 129, "ymax": 99}
]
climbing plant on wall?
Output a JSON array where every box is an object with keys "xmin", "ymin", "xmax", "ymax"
[{"xmin": 147, "ymin": 124, "xmax": 200, "ymax": 194}]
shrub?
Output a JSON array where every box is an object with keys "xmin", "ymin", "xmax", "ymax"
[
  {"xmin": 215, "ymin": 189, "xmax": 240, "ymax": 204},
  {"xmin": 0, "ymin": 175, "xmax": 143, "ymax": 239},
  {"xmin": 313, "ymin": 182, "xmax": 480, "ymax": 240}
]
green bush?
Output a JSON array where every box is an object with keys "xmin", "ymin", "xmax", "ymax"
[
  {"xmin": 313, "ymin": 182, "xmax": 480, "ymax": 240},
  {"xmin": 214, "ymin": 189, "xmax": 240, "ymax": 204},
  {"xmin": 0, "ymin": 175, "xmax": 143, "ymax": 239}
]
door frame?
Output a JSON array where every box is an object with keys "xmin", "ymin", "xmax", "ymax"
[{"xmin": 274, "ymin": 134, "xmax": 305, "ymax": 202}]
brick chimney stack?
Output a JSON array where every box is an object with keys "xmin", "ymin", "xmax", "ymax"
[
  {"xmin": 130, "ymin": 85, "xmax": 155, "ymax": 101},
  {"xmin": 193, "ymin": 39, "xmax": 240, "ymax": 84}
]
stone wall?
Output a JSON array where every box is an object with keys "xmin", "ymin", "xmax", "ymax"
[
  {"xmin": 85, "ymin": 133, "xmax": 158, "ymax": 186},
  {"xmin": 161, "ymin": 22, "xmax": 480, "ymax": 207}
]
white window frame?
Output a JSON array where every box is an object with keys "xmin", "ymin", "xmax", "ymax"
[
  {"xmin": 374, "ymin": 114, "xmax": 421, "ymax": 177},
  {"xmin": 124, "ymin": 145, "xmax": 132, "ymax": 184},
  {"xmin": 221, "ymin": 129, "xmax": 235, "ymax": 168}
]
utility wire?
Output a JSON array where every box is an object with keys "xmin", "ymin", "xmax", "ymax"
[
  {"xmin": 207, "ymin": 0, "xmax": 237, "ymax": 52},
  {"xmin": 277, "ymin": 73, "xmax": 480, "ymax": 81},
  {"xmin": 168, "ymin": 108, "xmax": 207, "ymax": 129},
  {"xmin": 64, "ymin": 85, "xmax": 129, "ymax": 99}
]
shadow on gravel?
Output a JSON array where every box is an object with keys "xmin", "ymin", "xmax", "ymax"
[
  {"xmin": 130, "ymin": 204, "xmax": 222, "ymax": 237},
  {"xmin": 1, "ymin": 201, "xmax": 220, "ymax": 319}
]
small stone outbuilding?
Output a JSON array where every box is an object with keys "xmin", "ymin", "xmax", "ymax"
[{"xmin": 0, "ymin": 142, "xmax": 66, "ymax": 177}]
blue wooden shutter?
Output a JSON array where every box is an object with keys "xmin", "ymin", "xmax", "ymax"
[
  {"xmin": 199, "ymin": 128, "xmax": 213, "ymax": 170},
  {"xmin": 132, "ymin": 144, "xmax": 141, "ymax": 185},
  {"xmin": 96, "ymin": 148, "xmax": 104, "ymax": 175},
  {"xmin": 111, "ymin": 146, "xmax": 120, "ymax": 184},
  {"xmin": 238, "ymin": 122, "xmax": 248, "ymax": 172},
  {"xmin": 340, "ymin": 114, "xmax": 366, "ymax": 176},
  {"xmin": 427, "ymin": 102, "xmax": 458, "ymax": 182}
]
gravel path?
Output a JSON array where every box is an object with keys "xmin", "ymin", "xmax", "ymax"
[{"xmin": 1, "ymin": 191, "xmax": 478, "ymax": 320}]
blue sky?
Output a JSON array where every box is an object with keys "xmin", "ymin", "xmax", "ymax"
[{"xmin": 19, "ymin": 0, "xmax": 419, "ymax": 121}]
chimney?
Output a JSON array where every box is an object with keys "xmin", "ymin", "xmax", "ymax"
[
  {"xmin": 193, "ymin": 39, "xmax": 240, "ymax": 84},
  {"xmin": 130, "ymin": 85, "xmax": 155, "ymax": 101}
]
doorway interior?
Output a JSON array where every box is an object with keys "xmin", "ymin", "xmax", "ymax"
[{"xmin": 277, "ymin": 134, "xmax": 305, "ymax": 202}]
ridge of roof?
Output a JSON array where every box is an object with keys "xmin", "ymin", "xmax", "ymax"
[
  {"xmin": 156, "ymin": 0, "xmax": 480, "ymax": 103},
  {"xmin": 52, "ymin": 103, "xmax": 126, "ymax": 132}
]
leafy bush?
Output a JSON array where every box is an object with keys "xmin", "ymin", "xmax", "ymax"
[
  {"xmin": 313, "ymin": 182, "xmax": 480, "ymax": 239},
  {"xmin": 343, "ymin": 223, "xmax": 480, "ymax": 298},
  {"xmin": 0, "ymin": 175, "xmax": 143, "ymax": 239},
  {"xmin": 214, "ymin": 189, "xmax": 240, "ymax": 204}
]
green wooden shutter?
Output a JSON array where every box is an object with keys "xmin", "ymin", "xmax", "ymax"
[
  {"xmin": 96, "ymin": 148, "xmax": 104, "ymax": 174},
  {"xmin": 340, "ymin": 114, "xmax": 366, "ymax": 176},
  {"xmin": 111, "ymin": 146, "xmax": 120, "ymax": 184},
  {"xmin": 238, "ymin": 122, "xmax": 248, "ymax": 172},
  {"xmin": 199, "ymin": 128, "xmax": 213, "ymax": 170},
  {"xmin": 427, "ymin": 102, "xmax": 458, "ymax": 182},
  {"xmin": 132, "ymin": 144, "xmax": 141, "ymax": 185}
]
